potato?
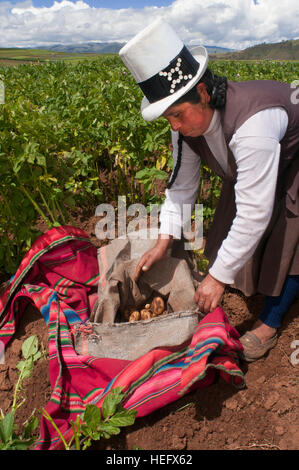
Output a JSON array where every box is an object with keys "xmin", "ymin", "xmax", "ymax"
[
  {"xmin": 140, "ymin": 309, "xmax": 152, "ymax": 320},
  {"xmin": 151, "ymin": 296, "xmax": 165, "ymax": 316},
  {"xmin": 129, "ymin": 310, "xmax": 140, "ymax": 322},
  {"xmin": 124, "ymin": 297, "xmax": 166, "ymax": 323}
]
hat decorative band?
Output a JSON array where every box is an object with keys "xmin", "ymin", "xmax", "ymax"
[{"xmin": 139, "ymin": 46, "xmax": 200, "ymax": 104}]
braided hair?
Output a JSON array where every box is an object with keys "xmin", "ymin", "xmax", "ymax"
[
  {"xmin": 201, "ymin": 69, "xmax": 228, "ymax": 109},
  {"xmin": 167, "ymin": 132, "xmax": 183, "ymax": 189},
  {"xmin": 167, "ymin": 69, "xmax": 227, "ymax": 189}
]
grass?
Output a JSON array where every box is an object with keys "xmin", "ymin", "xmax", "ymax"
[{"xmin": 0, "ymin": 48, "xmax": 109, "ymax": 66}]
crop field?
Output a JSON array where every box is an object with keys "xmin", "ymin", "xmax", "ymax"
[
  {"xmin": 0, "ymin": 55, "xmax": 298, "ymax": 274},
  {"xmin": 0, "ymin": 48, "xmax": 106, "ymax": 66},
  {"xmin": 0, "ymin": 55, "xmax": 298, "ymax": 451}
]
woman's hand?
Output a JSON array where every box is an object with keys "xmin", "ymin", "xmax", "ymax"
[
  {"xmin": 134, "ymin": 235, "xmax": 173, "ymax": 282},
  {"xmin": 194, "ymin": 273, "xmax": 225, "ymax": 314}
]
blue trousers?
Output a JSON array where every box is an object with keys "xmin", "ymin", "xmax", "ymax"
[{"xmin": 260, "ymin": 275, "xmax": 299, "ymax": 328}]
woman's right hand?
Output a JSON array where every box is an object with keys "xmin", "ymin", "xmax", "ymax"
[{"xmin": 134, "ymin": 234, "xmax": 174, "ymax": 281}]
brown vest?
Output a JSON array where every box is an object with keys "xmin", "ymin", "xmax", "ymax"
[{"xmin": 183, "ymin": 80, "xmax": 299, "ymax": 296}]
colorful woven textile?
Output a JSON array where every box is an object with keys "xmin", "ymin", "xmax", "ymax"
[{"xmin": 0, "ymin": 226, "xmax": 245, "ymax": 450}]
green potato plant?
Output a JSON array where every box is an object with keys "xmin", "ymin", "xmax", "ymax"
[
  {"xmin": 0, "ymin": 335, "xmax": 42, "ymax": 450},
  {"xmin": 0, "ymin": 57, "xmax": 297, "ymax": 275},
  {"xmin": 43, "ymin": 387, "xmax": 137, "ymax": 450}
]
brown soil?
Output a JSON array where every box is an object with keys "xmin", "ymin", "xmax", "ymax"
[{"xmin": 0, "ymin": 211, "xmax": 298, "ymax": 451}]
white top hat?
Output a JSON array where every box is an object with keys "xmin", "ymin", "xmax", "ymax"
[{"xmin": 119, "ymin": 18, "xmax": 209, "ymax": 121}]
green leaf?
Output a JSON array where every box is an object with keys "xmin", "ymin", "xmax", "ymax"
[
  {"xmin": 101, "ymin": 387, "xmax": 124, "ymax": 420},
  {"xmin": 6, "ymin": 439, "xmax": 33, "ymax": 450},
  {"xmin": 36, "ymin": 154, "xmax": 46, "ymax": 167},
  {"xmin": 16, "ymin": 360, "xmax": 25, "ymax": 372},
  {"xmin": 16, "ymin": 358, "xmax": 34, "ymax": 379},
  {"xmin": 0, "ymin": 411, "xmax": 14, "ymax": 444},
  {"xmin": 99, "ymin": 422, "xmax": 121, "ymax": 437},
  {"xmin": 22, "ymin": 415, "xmax": 39, "ymax": 440},
  {"xmin": 135, "ymin": 168, "xmax": 148, "ymax": 179},
  {"xmin": 33, "ymin": 351, "xmax": 42, "ymax": 361},
  {"xmin": 82, "ymin": 437, "xmax": 92, "ymax": 450},
  {"xmin": 109, "ymin": 409, "xmax": 137, "ymax": 427},
  {"xmin": 22, "ymin": 335, "xmax": 38, "ymax": 359},
  {"xmin": 82, "ymin": 404, "xmax": 101, "ymax": 432}
]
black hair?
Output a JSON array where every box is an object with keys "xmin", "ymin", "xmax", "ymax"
[
  {"xmin": 167, "ymin": 132, "xmax": 183, "ymax": 189},
  {"xmin": 173, "ymin": 68, "xmax": 228, "ymax": 109}
]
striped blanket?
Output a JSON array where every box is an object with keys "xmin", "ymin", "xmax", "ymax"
[{"xmin": 0, "ymin": 225, "xmax": 245, "ymax": 450}]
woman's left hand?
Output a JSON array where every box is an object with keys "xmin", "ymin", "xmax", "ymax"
[{"xmin": 194, "ymin": 273, "xmax": 225, "ymax": 314}]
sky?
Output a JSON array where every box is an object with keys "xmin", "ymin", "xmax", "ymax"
[{"xmin": 0, "ymin": 0, "xmax": 298, "ymax": 50}]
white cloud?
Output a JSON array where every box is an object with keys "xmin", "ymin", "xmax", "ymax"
[
  {"xmin": 11, "ymin": 0, "xmax": 89, "ymax": 15},
  {"xmin": 0, "ymin": 0, "xmax": 298, "ymax": 49}
]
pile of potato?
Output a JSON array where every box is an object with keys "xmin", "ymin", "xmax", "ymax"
[{"xmin": 123, "ymin": 296, "xmax": 167, "ymax": 323}]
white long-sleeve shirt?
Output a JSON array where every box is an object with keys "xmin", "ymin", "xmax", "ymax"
[{"xmin": 159, "ymin": 107, "xmax": 289, "ymax": 284}]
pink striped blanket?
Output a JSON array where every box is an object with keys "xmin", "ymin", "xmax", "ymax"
[{"xmin": 0, "ymin": 225, "xmax": 245, "ymax": 450}]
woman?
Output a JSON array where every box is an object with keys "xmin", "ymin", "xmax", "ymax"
[{"xmin": 119, "ymin": 19, "xmax": 299, "ymax": 361}]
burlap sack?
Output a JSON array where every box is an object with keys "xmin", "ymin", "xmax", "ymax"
[
  {"xmin": 91, "ymin": 229, "xmax": 199, "ymax": 323},
  {"xmin": 74, "ymin": 229, "xmax": 202, "ymax": 361}
]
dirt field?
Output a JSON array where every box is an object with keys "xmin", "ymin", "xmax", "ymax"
[{"xmin": 0, "ymin": 213, "xmax": 298, "ymax": 451}]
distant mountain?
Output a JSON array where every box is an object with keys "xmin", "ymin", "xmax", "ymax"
[
  {"xmin": 194, "ymin": 45, "xmax": 235, "ymax": 55},
  {"xmin": 39, "ymin": 42, "xmax": 125, "ymax": 54},
  {"xmin": 38, "ymin": 42, "xmax": 235, "ymax": 55},
  {"xmin": 8, "ymin": 39, "xmax": 299, "ymax": 59},
  {"xmin": 217, "ymin": 39, "xmax": 299, "ymax": 60}
]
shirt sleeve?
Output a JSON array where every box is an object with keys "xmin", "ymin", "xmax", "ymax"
[
  {"xmin": 209, "ymin": 107, "xmax": 289, "ymax": 284},
  {"xmin": 159, "ymin": 131, "xmax": 201, "ymax": 238}
]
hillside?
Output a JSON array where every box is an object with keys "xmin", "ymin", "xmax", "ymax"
[
  {"xmin": 42, "ymin": 42, "xmax": 125, "ymax": 54},
  {"xmin": 39, "ymin": 42, "xmax": 234, "ymax": 55},
  {"xmin": 2, "ymin": 39, "xmax": 298, "ymax": 63},
  {"xmin": 215, "ymin": 39, "xmax": 299, "ymax": 60},
  {"xmin": 42, "ymin": 39, "xmax": 299, "ymax": 60}
]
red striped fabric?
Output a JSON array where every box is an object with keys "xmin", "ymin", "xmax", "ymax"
[{"xmin": 0, "ymin": 226, "xmax": 245, "ymax": 450}]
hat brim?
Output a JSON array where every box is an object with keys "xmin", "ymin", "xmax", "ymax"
[{"xmin": 141, "ymin": 47, "xmax": 208, "ymax": 122}]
